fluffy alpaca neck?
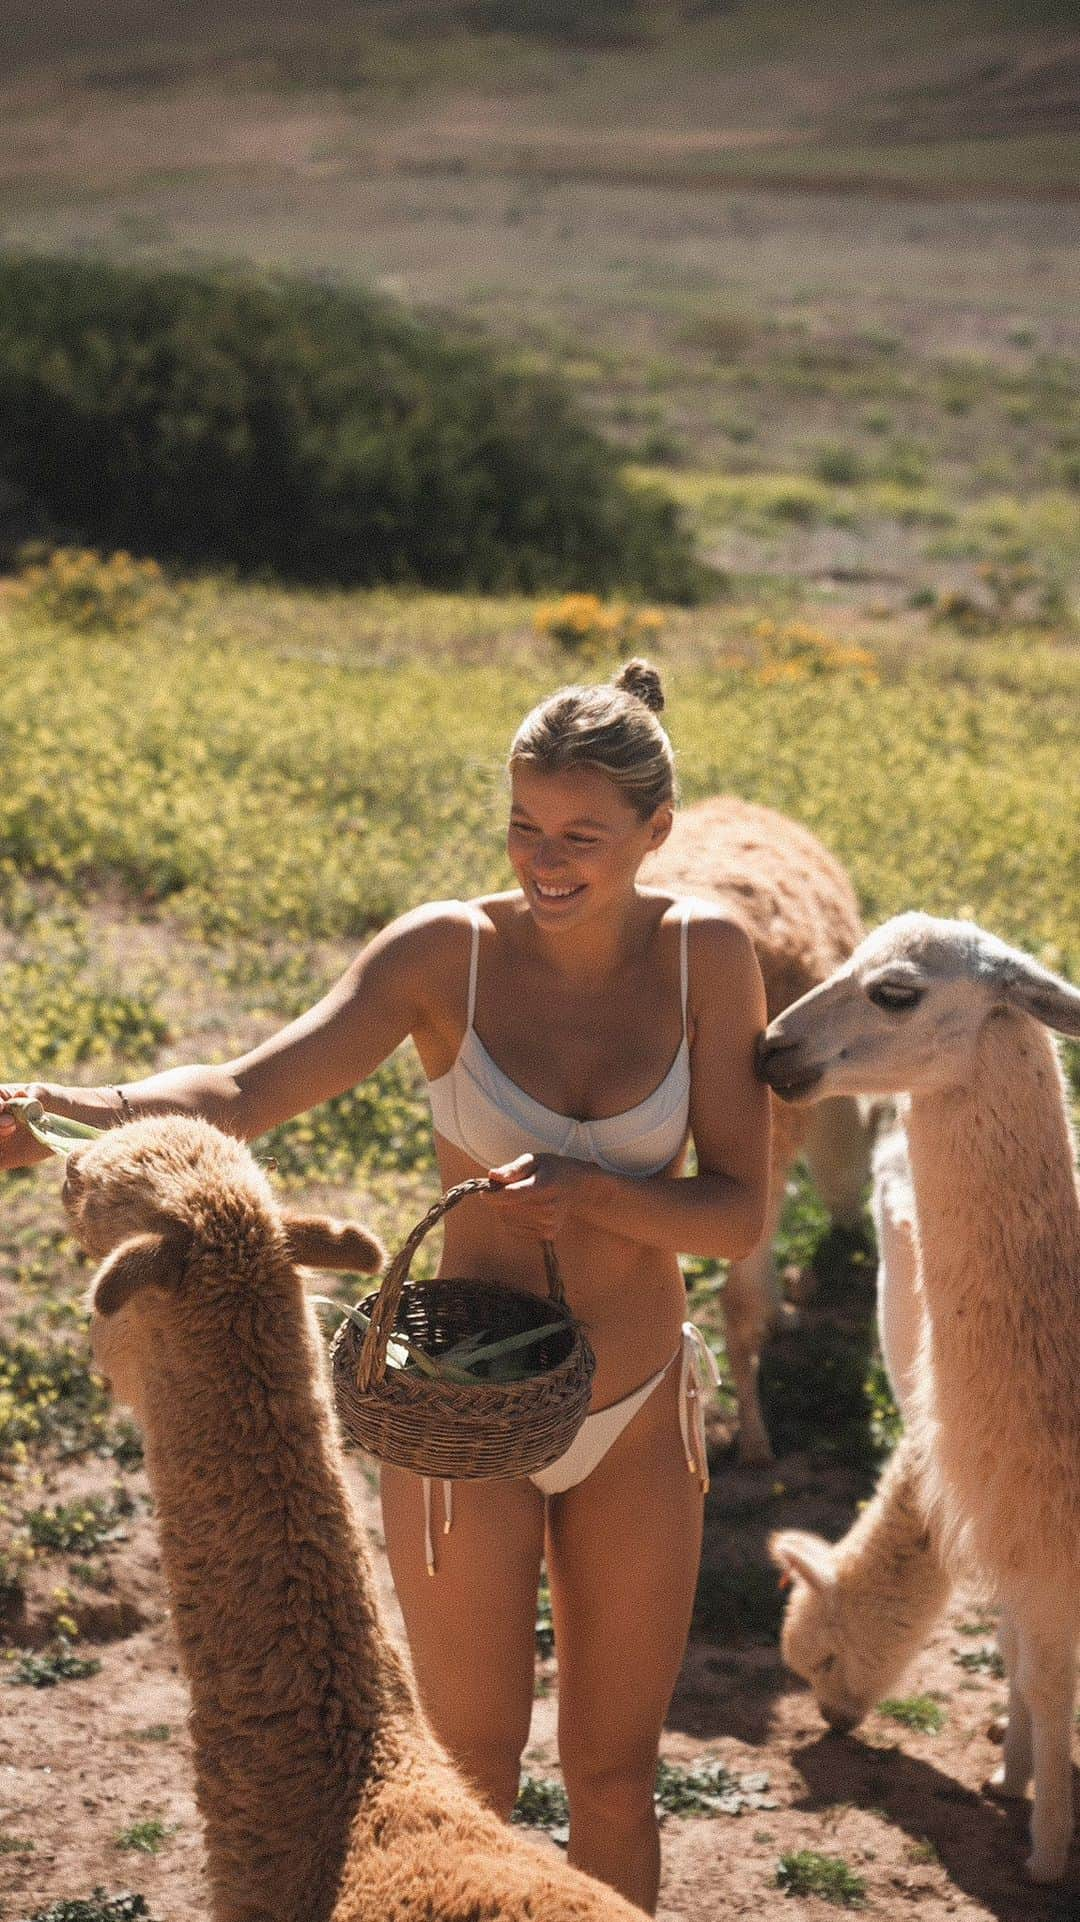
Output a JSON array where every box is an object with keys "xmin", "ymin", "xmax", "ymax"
[
  {"xmin": 903, "ymin": 1015, "xmax": 1080, "ymax": 1585},
  {"xmin": 139, "ymin": 1271, "xmax": 418, "ymax": 1920},
  {"xmin": 904, "ymin": 1016, "xmax": 1078, "ymax": 1318},
  {"xmin": 838, "ymin": 1437, "xmax": 950, "ymax": 1660}
]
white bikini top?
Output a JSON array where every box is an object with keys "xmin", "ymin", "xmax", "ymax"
[{"xmin": 426, "ymin": 901, "xmax": 693, "ymax": 1176}]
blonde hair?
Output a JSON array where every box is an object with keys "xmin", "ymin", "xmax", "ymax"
[{"xmin": 509, "ymin": 659, "xmax": 676, "ymax": 820}]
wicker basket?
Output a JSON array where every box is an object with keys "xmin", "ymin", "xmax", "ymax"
[{"xmin": 330, "ymin": 1177, "xmax": 595, "ymax": 1479}]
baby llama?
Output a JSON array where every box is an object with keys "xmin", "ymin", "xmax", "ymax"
[
  {"xmin": 648, "ymin": 794, "xmax": 869, "ymax": 1461},
  {"xmin": 770, "ymin": 1115, "xmax": 952, "ymax": 1731},
  {"xmin": 64, "ymin": 1116, "xmax": 644, "ymax": 1922},
  {"xmin": 759, "ymin": 913, "xmax": 1080, "ymax": 1882}
]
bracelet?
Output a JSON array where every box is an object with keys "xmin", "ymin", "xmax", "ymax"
[{"xmin": 113, "ymin": 1086, "xmax": 136, "ymax": 1124}]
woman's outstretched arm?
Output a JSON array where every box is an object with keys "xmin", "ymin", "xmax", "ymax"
[{"xmin": 0, "ymin": 903, "xmax": 460, "ymax": 1166}]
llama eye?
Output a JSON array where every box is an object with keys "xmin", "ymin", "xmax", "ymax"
[{"xmin": 867, "ymin": 980, "xmax": 923, "ymax": 1012}]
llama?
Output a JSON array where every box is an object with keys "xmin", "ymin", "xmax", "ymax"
[
  {"xmin": 758, "ymin": 913, "xmax": 1080, "ymax": 1882},
  {"xmin": 64, "ymin": 1116, "xmax": 643, "ymax": 1922},
  {"xmin": 647, "ymin": 794, "xmax": 869, "ymax": 1461},
  {"xmin": 770, "ymin": 1114, "xmax": 953, "ymax": 1730}
]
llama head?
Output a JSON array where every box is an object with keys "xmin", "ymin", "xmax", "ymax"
[
  {"xmin": 757, "ymin": 913, "xmax": 1080, "ymax": 1104},
  {"xmin": 769, "ymin": 1530, "xmax": 881, "ymax": 1732},
  {"xmin": 64, "ymin": 1116, "xmax": 383, "ymax": 1411}
]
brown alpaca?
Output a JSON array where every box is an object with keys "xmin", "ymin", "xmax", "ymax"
[
  {"xmin": 759, "ymin": 914, "xmax": 1080, "ymax": 1883},
  {"xmin": 64, "ymin": 1117, "xmax": 642, "ymax": 1922},
  {"xmin": 647, "ymin": 795, "xmax": 868, "ymax": 1461}
]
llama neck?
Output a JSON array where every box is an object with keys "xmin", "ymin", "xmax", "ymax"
[
  {"xmin": 140, "ymin": 1283, "xmax": 415, "ymax": 1732},
  {"xmin": 138, "ymin": 1283, "xmax": 420, "ymax": 1920},
  {"xmin": 904, "ymin": 1015, "xmax": 1078, "ymax": 1315}
]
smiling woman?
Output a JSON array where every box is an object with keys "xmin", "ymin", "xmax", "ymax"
[{"xmin": 0, "ymin": 656, "xmax": 770, "ymax": 1916}]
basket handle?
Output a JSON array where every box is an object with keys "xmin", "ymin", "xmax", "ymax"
[{"xmin": 356, "ymin": 1177, "xmax": 565, "ymax": 1391}]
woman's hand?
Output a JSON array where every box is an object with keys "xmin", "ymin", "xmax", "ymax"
[
  {"xmin": 483, "ymin": 1153, "xmax": 592, "ymax": 1241},
  {"xmin": 0, "ymin": 1085, "xmax": 53, "ymax": 1170}
]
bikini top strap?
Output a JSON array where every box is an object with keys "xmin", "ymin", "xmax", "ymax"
[
  {"xmin": 465, "ymin": 903, "xmax": 482, "ymax": 1031},
  {"xmin": 680, "ymin": 900, "xmax": 692, "ymax": 1039}
]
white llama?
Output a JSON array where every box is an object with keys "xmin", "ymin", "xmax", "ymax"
[{"xmin": 758, "ymin": 913, "xmax": 1080, "ymax": 1882}]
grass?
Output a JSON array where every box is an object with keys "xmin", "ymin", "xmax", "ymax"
[
  {"xmin": 5, "ymin": 1641, "xmax": 102, "ymax": 1688},
  {"xmin": 953, "ymin": 1644, "xmax": 1005, "ymax": 1679},
  {"xmin": 879, "ymin": 1694, "xmax": 947, "ymax": 1734},
  {"xmin": 776, "ymin": 1850, "xmax": 867, "ymax": 1906},
  {"xmin": 114, "ymin": 1819, "xmax": 172, "ymax": 1854},
  {"xmin": 654, "ymin": 1758, "xmax": 777, "ymax": 1817},
  {"xmin": 24, "ymin": 1493, "xmax": 132, "ymax": 1554},
  {"xmin": 23, "ymin": 1898, "xmax": 155, "ymax": 1922}
]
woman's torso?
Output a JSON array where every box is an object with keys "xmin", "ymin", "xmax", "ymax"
[{"xmin": 410, "ymin": 892, "xmax": 695, "ymax": 1405}]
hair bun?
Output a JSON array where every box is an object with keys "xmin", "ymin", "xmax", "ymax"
[{"xmin": 614, "ymin": 658, "xmax": 665, "ymax": 714}]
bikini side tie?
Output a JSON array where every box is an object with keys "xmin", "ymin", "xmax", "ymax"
[{"xmin": 679, "ymin": 1320, "xmax": 721, "ymax": 1493}]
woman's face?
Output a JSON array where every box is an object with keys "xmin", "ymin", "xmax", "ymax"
[{"xmin": 507, "ymin": 762, "xmax": 672, "ymax": 930}]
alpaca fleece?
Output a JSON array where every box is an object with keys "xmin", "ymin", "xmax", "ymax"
[
  {"xmin": 648, "ymin": 794, "xmax": 868, "ymax": 1461},
  {"xmin": 67, "ymin": 1117, "xmax": 642, "ymax": 1922}
]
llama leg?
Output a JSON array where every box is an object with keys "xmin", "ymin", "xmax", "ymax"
[
  {"xmin": 803, "ymin": 1095, "xmax": 872, "ymax": 1229},
  {"xmin": 1015, "ymin": 1620, "xmax": 1076, "ymax": 1883},
  {"xmin": 724, "ymin": 1239, "xmax": 776, "ymax": 1465},
  {"xmin": 988, "ymin": 1606, "xmax": 1032, "ymax": 1799}
]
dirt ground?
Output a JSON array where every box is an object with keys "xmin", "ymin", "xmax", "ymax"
[{"xmin": 1, "ymin": 1399, "xmax": 1077, "ymax": 1922}]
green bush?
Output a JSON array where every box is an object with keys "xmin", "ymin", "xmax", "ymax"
[{"xmin": 0, "ymin": 255, "xmax": 699, "ymax": 598}]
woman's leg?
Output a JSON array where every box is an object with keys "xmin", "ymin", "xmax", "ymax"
[
  {"xmin": 546, "ymin": 1358, "xmax": 704, "ymax": 1914},
  {"xmin": 380, "ymin": 1465, "xmax": 545, "ymax": 1817}
]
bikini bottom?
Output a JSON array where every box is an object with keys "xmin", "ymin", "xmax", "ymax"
[{"xmin": 420, "ymin": 1322, "xmax": 719, "ymax": 1575}]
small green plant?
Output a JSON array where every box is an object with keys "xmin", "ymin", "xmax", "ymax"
[
  {"xmin": 654, "ymin": 1757, "xmax": 777, "ymax": 1816},
  {"xmin": 905, "ymin": 1835, "xmax": 940, "ymax": 1866},
  {"xmin": 134, "ymin": 1724, "xmax": 172, "ymax": 1742},
  {"xmin": 25, "ymin": 1894, "xmax": 155, "ymax": 1922},
  {"xmin": 5, "ymin": 1639, "xmax": 102, "ymax": 1688},
  {"xmin": 879, "ymin": 1693, "xmax": 946, "ymax": 1733},
  {"xmin": 776, "ymin": 1850, "xmax": 867, "ymax": 1905},
  {"xmin": 0, "ymin": 1832, "xmax": 34, "ymax": 1851},
  {"xmin": 69, "ymin": 1559, "xmax": 116, "ymax": 1592},
  {"xmin": 115, "ymin": 1819, "xmax": 171, "ymax": 1854},
  {"xmin": 953, "ymin": 1644, "xmax": 1005, "ymax": 1678},
  {"xmin": 512, "ymin": 1775, "xmax": 570, "ymax": 1829},
  {"xmin": 25, "ymin": 1492, "xmax": 132, "ymax": 1553}
]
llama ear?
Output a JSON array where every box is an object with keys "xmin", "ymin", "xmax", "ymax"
[
  {"xmin": 768, "ymin": 1530, "xmax": 837, "ymax": 1594},
  {"xmin": 92, "ymin": 1231, "xmax": 190, "ymax": 1316},
  {"xmin": 280, "ymin": 1212, "xmax": 385, "ymax": 1275},
  {"xmin": 989, "ymin": 951, "xmax": 1080, "ymax": 1037}
]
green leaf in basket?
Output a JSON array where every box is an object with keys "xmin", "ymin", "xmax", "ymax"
[{"xmin": 463, "ymin": 1320, "xmax": 574, "ymax": 1370}]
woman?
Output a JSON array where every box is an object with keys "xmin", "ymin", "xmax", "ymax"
[{"xmin": 0, "ymin": 659, "xmax": 770, "ymax": 1914}]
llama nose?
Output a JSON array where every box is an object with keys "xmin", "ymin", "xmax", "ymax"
[{"xmin": 755, "ymin": 1030, "xmax": 795, "ymax": 1079}]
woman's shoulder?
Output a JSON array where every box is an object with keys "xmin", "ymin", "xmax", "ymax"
[
  {"xmin": 377, "ymin": 895, "xmax": 521, "ymax": 965},
  {"xmin": 646, "ymin": 889, "xmax": 755, "ymax": 945}
]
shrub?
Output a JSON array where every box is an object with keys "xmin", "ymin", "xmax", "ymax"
[
  {"xmin": 812, "ymin": 444, "xmax": 863, "ymax": 487},
  {"xmin": 534, "ymin": 592, "xmax": 665, "ymax": 661},
  {"xmin": 17, "ymin": 548, "xmax": 166, "ymax": 633},
  {"xmin": 753, "ymin": 621, "xmax": 878, "ymax": 686},
  {"xmin": 0, "ymin": 255, "xmax": 700, "ymax": 598}
]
